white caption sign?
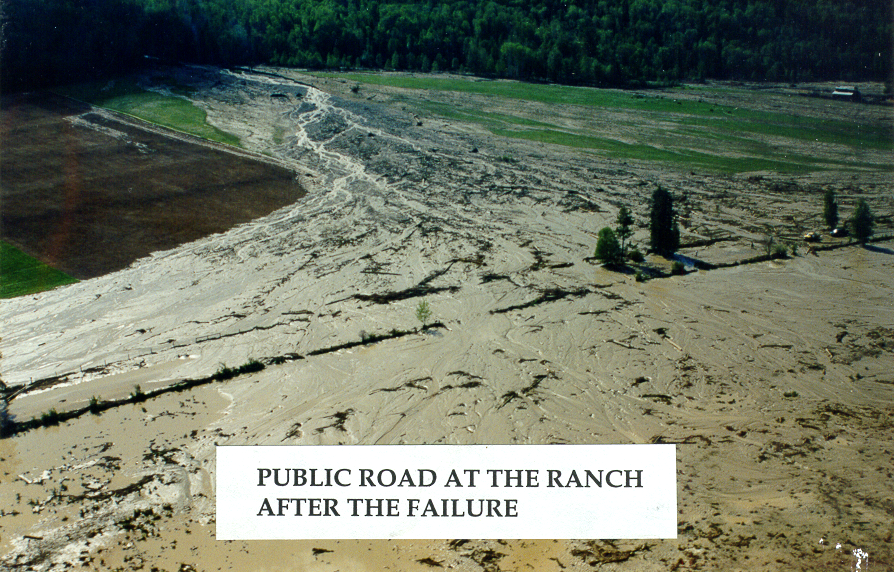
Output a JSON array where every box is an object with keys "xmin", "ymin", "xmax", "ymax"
[{"xmin": 216, "ymin": 444, "xmax": 677, "ymax": 539}]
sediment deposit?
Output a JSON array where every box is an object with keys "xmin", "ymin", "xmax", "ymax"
[{"xmin": 1, "ymin": 67, "xmax": 892, "ymax": 571}]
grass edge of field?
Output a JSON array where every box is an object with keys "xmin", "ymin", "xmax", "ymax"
[
  {"xmin": 1, "ymin": 241, "xmax": 78, "ymax": 299},
  {"xmin": 312, "ymin": 71, "xmax": 892, "ymax": 173},
  {"xmin": 54, "ymin": 79, "xmax": 241, "ymax": 147}
]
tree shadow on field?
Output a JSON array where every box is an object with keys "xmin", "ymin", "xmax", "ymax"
[{"xmin": 864, "ymin": 244, "xmax": 894, "ymax": 255}]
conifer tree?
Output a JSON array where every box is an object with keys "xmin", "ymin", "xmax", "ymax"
[
  {"xmin": 850, "ymin": 199, "xmax": 874, "ymax": 243},
  {"xmin": 616, "ymin": 205, "xmax": 634, "ymax": 258},
  {"xmin": 415, "ymin": 300, "xmax": 432, "ymax": 329},
  {"xmin": 595, "ymin": 227, "xmax": 623, "ymax": 266},
  {"xmin": 823, "ymin": 188, "xmax": 839, "ymax": 229},
  {"xmin": 649, "ymin": 186, "xmax": 680, "ymax": 256}
]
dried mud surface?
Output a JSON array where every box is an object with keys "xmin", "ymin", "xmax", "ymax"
[{"xmin": 1, "ymin": 67, "xmax": 892, "ymax": 571}]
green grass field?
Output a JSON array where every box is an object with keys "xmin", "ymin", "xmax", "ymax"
[
  {"xmin": 316, "ymin": 72, "xmax": 893, "ymax": 173},
  {"xmin": 1, "ymin": 242, "xmax": 78, "ymax": 298},
  {"xmin": 57, "ymin": 80, "xmax": 241, "ymax": 147}
]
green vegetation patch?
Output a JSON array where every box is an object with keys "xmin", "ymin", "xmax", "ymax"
[
  {"xmin": 415, "ymin": 92, "xmax": 831, "ymax": 173},
  {"xmin": 331, "ymin": 73, "xmax": 890, "ymax": 173},
  {"xmin": 57, "ymin": 79, "xmax": 240, "ymax": 147},
  {"xmin": 319, "ymin": 73, "xmax": 705, "ymax": 112},
  {"xmin": 417, "ymin": 100, "xmax": 556, "ymax": 130},
  {"xmin": 1, "ymin": 241, "xmax": 78, "ymax": 298},
  {"xmin": 684, "ymin": 115, "xmax": 894, "ymax": 152},
  {"xmin": 491, "ymin": 128, "xmax": 816, "ymax": 174}
]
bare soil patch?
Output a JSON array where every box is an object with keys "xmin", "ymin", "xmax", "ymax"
[{"xmin": 1, "ymin": 92, "xmax": 303, "ymax": 279}]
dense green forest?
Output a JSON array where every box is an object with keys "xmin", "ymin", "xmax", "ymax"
[{"xmin": 2, "ymin": 0, "xmax": 891, "ymax": 92}]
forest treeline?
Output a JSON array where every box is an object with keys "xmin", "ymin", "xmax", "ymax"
[{"xmin": 2, "ymin": 0, "xmax": 891, "ymax": 92}]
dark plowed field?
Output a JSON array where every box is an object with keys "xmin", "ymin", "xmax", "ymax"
[{"xmin": 1, "ymin": 92, "xmax": 303, "ymax": 279}]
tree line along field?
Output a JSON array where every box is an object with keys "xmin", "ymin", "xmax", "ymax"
[
  {"xmin": 0, "ymin": 90, "xmax": 303, "ymax": 294},
  {"xmin": 1, "ymin": 0, "xmax": 890, "ymax": 93}
]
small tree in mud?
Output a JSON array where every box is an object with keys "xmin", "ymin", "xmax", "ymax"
[
  {"xmin": 615, "ymin": 205, "xmax": 634, "ymax": 258},
  {"xmin": 415, "ymin": 300, "xmax": 433, "ymax": 329},
  {"xmin": 594, "ymin": 227, "xmax": 623, "ymax": 266},
  {"xmin": 823, "ymin": 188, "xmax": 839, "ymax": 229},
  {"xmin": 850, "ymin": 199, "xmax": 874, "ymax": 243},
  {"xmin": 649, "ymin": 186, "xmax": 680, "ymax": 256}
]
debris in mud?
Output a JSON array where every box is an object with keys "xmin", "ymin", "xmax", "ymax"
[
  {"xmin": 700, "ymin": 523, "xmax": 725, "ymax": 541},
  {"xmin": 305, "ymin": 113, "xmax": 350, "ymax": 142},
  {"xmin": 355, "ymin": 284, "xmax": 459, "ymax": 304},
  {"xmin": 446, "ymin": 371, "xmax": 484, "ymax": 384},
  {"xmin": 527, "ymin": 249, "xmax": 552, "ymax": 272},
  {"xmin": 606, "ymin": 337, "xmax": 639, "ymax": 350},
  {"xmin": 499, "ymin": 390, "xmax": 523, "ymax": 408},
  {"xmin": 500, "ymin": 374, "xmax": 549, "ymax": 408},
  {"xmin": 650, "ymin": 434, "xmax": 712, "ymax": 446},
  {"xmin": 355, "ymin": 265, "xmax": 461, "ymax": 304},
  {"xmin": 374, "ymin": 377, "xmax": 432, "ymax": 393},
  {"xmin": 559, "ymin": 190, "xmax": 603, "ymax": 213},
  {"xmin": 767, "ymin": 180, "xmax": 804, "ymax": 194},
  {"xmin": 143, "ymin": 444, "xmax": 182, "ymax": 464},
  {"xmin": 728, "ymin": 534, "xmax": 757, "ymax": 547},
  {"xmin": 832, "ymin": 326, "xmax": 894, "ymax": 365},
  {"xmin": 452, "ymin": 253, "xmax": 487, "ymax": 267},
  {"xmin": 314, "ymin": 409, "xmax": 355, "ymax": 434},
  {"xmin": 480, "ymin": 272, "xmax": 515, "ymax": 284},
  {"xmin": 571, "ymin": 540, "xmax": 646, "ymax": 565},
  {"xmin": 490, "ymin": 287, "xmax": 590, "ymax": 314},
  {"xmin": 283, "ymin": 422, "xmax": 303, "ymax": 440},
  {"xmin": 757, "ymin": 438, "xmax": 820, "ymax": 461},
  {"xmin": 468, "ymin": 548, "xmax": 505, "ymax": 572},
  {"xmin": 65, "ymin": 474, "xmax": 156, "ymax": 503}
]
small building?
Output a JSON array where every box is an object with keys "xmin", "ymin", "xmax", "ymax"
[{"xmin": 832, "ymin": 86, "xmax": 862, "ymax": 101}]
